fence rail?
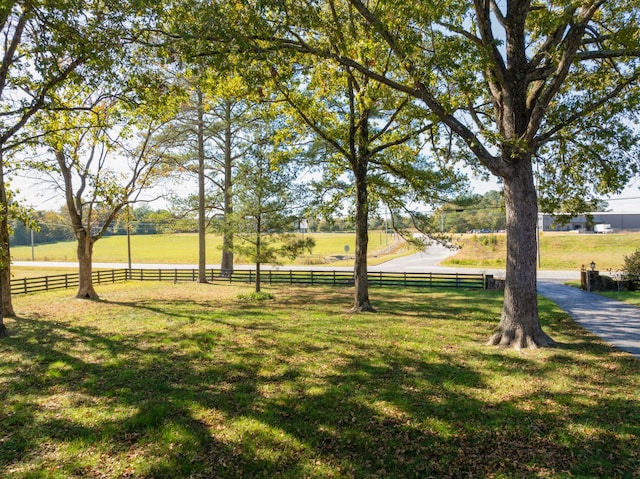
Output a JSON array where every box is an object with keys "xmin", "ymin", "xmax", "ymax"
[{"xmin": 11, "ymin": 268, "xmax": 487, "ymax": 296}]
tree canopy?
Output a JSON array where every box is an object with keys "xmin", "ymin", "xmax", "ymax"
[
  {"xmin": 4, "ymin": 0, "xmax": 640, "ymax": 349},
  {"xmin": 163, "ymin": 0, "xmax": 640, "ymax": 348}
]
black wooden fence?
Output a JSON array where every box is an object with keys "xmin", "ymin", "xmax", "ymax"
[{"xmin": 11, "ymin": 268, "xmax": 487, "ymax": 296}]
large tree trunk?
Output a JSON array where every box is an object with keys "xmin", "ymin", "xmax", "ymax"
[
  {"xmin": 220, "ymin": 109, "xmax": 234, "ymax": 277},
  {"xmin": 351, "ymin": 161, "xmax": 375, "ymax": 312},
  {"xmin": 0, "ymin": 227, "xmax": 12, "ymax": 317},
  {"xmin": 0, "ymin": 158, "xmax": 14, "ymax": 317},
  {"xmin": 76, "ymin": 235, "xmax": 98, "ymax": 299},
  {"xmin": 487, "ymin": 158, "xmax": 554, "ymax": 349}
]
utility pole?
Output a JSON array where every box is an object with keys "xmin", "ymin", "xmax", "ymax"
[{"xmin": 127, "ymin": 207, "xmax": 132, "ymax": 279}]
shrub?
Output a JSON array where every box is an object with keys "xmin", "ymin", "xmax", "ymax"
[
  {"xmin": 478, "ymin": 234, "xmax": 498, "ymax": 247},
  {"xmin": 237, "ymin": 291, "xmax": 275, "ymax": 301},
  {"xmin": 622, "ymin": 248, "xmax": 640, "ymax": 290}
]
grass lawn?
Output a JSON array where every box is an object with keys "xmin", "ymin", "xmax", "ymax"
[
  {"xmin": 1, "ymin": 283, "xmax": 638, "ymax": 478},
  {"xmin": 10, "ymin": 232, "xmax": 402, "ymax": 266},
  {"xmin": 10, "ymin": 232, "xmax": 412, "ymax": 279},
  {"xmin": 443, "ymin": 232, "xmax": 640, "ymax": 271},
  {"xmin": 595, "ymin": 290, "xmax": 640, "ymax": 307}
]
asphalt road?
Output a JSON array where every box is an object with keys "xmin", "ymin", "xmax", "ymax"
[{"xmin": 369, "ymin": 242, "xmax": 579, "ymax": 281}]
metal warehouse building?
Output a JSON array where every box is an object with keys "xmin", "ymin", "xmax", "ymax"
[{"xmin": 539, "ymin": 212, "xmax": 640, "ymax": 232}]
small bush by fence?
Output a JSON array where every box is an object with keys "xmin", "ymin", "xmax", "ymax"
[{"xmin": 11, "ymin": 268, "xmax": 487, "ymax": 296}]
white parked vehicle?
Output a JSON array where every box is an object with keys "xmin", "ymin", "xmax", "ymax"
[{"xmin": 594, "ymin": 224, "xmax": 613, "ymax": 234}]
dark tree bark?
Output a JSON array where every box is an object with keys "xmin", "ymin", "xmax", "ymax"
[
  {"xmin": 487, "ymin": 155, "xmax": 554, "ymax": 348},
  {"xmin": 351, "ymin": 163, "xmax": 374, "ymax": 312},
  {"xmin": 0, "ymin": 153, "xmax": 12, "ymax": 331},
  {"xmin": 0, "ymin": 158, "xmax": 14, "ymax": 317},
  {"xmin": 220, "ymin": 107, "xmax": 234, "ymax": 276},
  {"xmin": 76, "ymin": 233, "xmax": 99, "ymax": 299},
  {"xmin": 197, "ymin": 87, "xmax": 208, "ymax": 283},
  {"xmin": 0, "ymin": 277, "xmax": 6, "ymax": 338},
  {"xmin": 255, "ymin": 219, "xmax": 262, "ymax": 293},
  {"xmin": 255, "ymin": 262, "xmax": 262, "ymax": 293},
  {"xmin": 351, "ymin": 99, "xmax": 375, "ymax": 312}
]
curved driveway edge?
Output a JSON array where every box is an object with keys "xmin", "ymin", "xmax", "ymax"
[{"xmin": 538, "ymin": 280, "xmax": 640, "ymax": 360}]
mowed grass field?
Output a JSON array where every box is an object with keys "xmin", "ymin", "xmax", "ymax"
[
  {"xmin": 10, "ymin": 231, "xmax": 640, "ymax": 280},
  {"xmin": 443, "ymin": 232, "xmax": 640, "ymax": 271},
  {"xmin": 10, "ymin": 231, "xmax": 400, "ymax": 266},
  {"xmin": 1, "ymin": 282, "xmax": 638, "ymax": 478}
]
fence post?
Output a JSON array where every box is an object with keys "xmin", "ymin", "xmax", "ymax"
[{"xmin": 13, "ymin": 267, "xmax": 489, "ymax": 296}]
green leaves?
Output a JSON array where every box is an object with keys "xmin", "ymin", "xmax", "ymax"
[{"xmin": 230, "ymin": 116, "xmax": 311, "ymax": 269}]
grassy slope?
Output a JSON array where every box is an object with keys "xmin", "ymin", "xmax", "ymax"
[
  {"xmin": 443, "ymin": 232, "xmax": 640, "ymax": 270},
  {"xmin": 10, "ymin": 232, "xmax": 401, "ymax": 265},
  {"xmin": 1, "ymin": 283, "xmax": 638, "ymax": 478}
]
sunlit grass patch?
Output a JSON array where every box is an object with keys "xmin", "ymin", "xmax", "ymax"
[
  {"xmin": 444, "ymin": 231, "xmax": 640, "ymax": 270},
  {"xmin": 10, "ymin": 231, "xmax": 400, "ymax": 266},
  {"xmin": 1, "ymin": 282, "xmax": 638, "ymax": 478}
]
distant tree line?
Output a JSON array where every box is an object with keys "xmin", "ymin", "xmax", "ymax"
[
  {"xmin": 438, "ymin": 191, "xmax": 506, "ymax": 234},
  {"xmin": 9, "ymin": 206, "xmax": 196, "ymax": 246}
]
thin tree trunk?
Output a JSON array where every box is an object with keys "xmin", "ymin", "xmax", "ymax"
[
  {"xmin": 197, "ymin": 87, "xmax": 207, "ymax": 283},
  {"xmin": 255, "ymin": 224, "xmax": 261, "ymax": 293},
  {"xmin": 76, "ymin": 234, "xmax": 98, "ymax": 299},
  {"xmin": 220, "ymin": 106, "xmax": 234, "ymax": 276},
  {"xmin": 0, "ymin": 277, "xmax": 6, "ymax": 337},
  {"xmin": 0, "ymin": 156, "xmax": 14, "ymax": 316},
  {"xmin": 488, "ymin": 158, "xmax": 554, "ymax": 349}
]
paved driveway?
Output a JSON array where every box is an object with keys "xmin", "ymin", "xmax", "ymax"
[{"xmin": 538, "ymin": 280, "xmax": 640, "ymax": 359}]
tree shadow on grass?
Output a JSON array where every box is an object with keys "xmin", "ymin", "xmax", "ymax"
[{"xmin": 1, "ymin": 288, "xmax": 639, "ymax": 478}]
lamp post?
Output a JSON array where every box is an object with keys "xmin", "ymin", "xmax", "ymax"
[{"xmin": 586, "ymin": 261, "xmax": 598, "ymax": 292}]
